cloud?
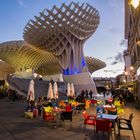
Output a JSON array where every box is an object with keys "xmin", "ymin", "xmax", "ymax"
[
  {"xmin": 120, "ymin": 39, "xmax": 127, "ymax": 48},
  {"xmin": 111, "ymin": 61, "xmax": 118, "ymax": 65},
  {"xmin": 120, "ymin": 40, "xmax": 125, "ymax": 46},
  {"xmin": 110, "ymin": 52, "xmax": 124, "ymax": 65},
  {"xmin": 106, "ymin": 57, "xmax": 113, "ymax": 60},
  {"xmin": 17, "ymin": 0, "xmax": 26, "ymax": 7},
  {"xmin": 115, "ymin": 52, "xmax": 123, "ymax": 62},
  {"xmin": 109, "ymin": 27, "xmax": 121, "ymax": 34}
]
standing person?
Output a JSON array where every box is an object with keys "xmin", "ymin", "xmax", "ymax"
[
  {"xmin": 81, "ymin": 90, "xmax": 85, "ymax": 97},
  {"xmin": 85, "ymin": 90, "xmax": 88, "ymax": 99},
  {"xmin": 12, "ymin": 90, "xmax": 17, "ymax": 102},
  {"xmin": 118, "ymin": 94, "xmax": 125, "ymax": 106},
  {"xmin": 89, "ymin": 90, "xmax": 93, "ymax": 99},
  {"xmin": 37, "ymin": 97, "xmax": 43, "ymax": 117}
]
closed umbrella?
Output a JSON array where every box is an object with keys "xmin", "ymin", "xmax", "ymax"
[
  {"xmin": 70, "ymin": 83, "xmax": 75, "ymax": 97},
  {"xmin": 67, "ymin": 83, "xmax": 71, "ymax": 97},
  {"xmin": 47, "ymin": 82, "xmax": 54, "ymax": 99},
  {"xmin": 53, "ymin": 82, "xmax": 58, "ymax": 99},
  {"xmin": 27, "ymin": 79, "xmax": 35, "ymax": 101}
]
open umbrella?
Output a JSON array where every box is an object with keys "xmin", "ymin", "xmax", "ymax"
[
  {"xmin": 27, "ymin": 79, "xmax": 35, "ymax": 101},
  {"xmin": 53, "ymin": 82, "xmax": 58, "ymax": 99},
  {"xmin": 67, "ymin": 83, "xmax": 71, "ymax": 97},
  {"xmin": 70, "ymin": 83, "xmax": 75, "ymax": 97},
  {"xmin": 47, "ymin": 82, "xmax": 54, "ymax": 99}
]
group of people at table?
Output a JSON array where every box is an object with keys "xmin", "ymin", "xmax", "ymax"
[
  {"xmin": 23, "ymin": 90, "xmax": 136, "ymax": 140},
  {"xmin": 24, "ymin": 91, "xmax": 124, "ymax": 125},
  {"xmin": 25, "ymin": 96, "xmax": 84, "ymax": 120}
]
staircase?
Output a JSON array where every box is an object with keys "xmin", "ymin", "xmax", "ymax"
[{"xmin": 7, "ymin": 75, "xmax": 67, "ymax": 99}]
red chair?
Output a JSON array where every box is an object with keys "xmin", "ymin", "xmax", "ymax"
[
  {"xmin": 33, "ymin": 108, "xmax": 39, "ymax": 118},
  {"xmin": 60, "ymin": 111, "xmax": 73, "ymax": 129},
  {"xmin": 60, "ymin": 111, "xmax": 73, "ymax": 122},
  {"xmin": 96, "ymin": 119, "xmax": 112, "ymax": 139},
  {"xmin": 43, "ymin": 112, "xmax": 56, "ymax": 127},
  {"xmin": 43, "ymin": 112, "xmax": 55, "ymax": 122},
  {"xmin": 82, "ymin": 111, "xmax": 96, "ymax": 138},
  {"xmin": 90, "ymin": 99, "xmax": 97, "ymax": 104},
  {"xmin": 82, "ymin": 111, "xmax": 96, "ymax": 125}
]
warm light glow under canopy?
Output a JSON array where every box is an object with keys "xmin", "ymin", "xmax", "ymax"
[
  {"xmin": 130, "ymin": 0, "xmax": 140, "ymax": 9},
  {"xmin": 130, "ymin": 66, "xmax": 134, "ymax": 70},
  {"xmin": 124, "ymin": 71, "xmax": 128, "ymax": 75}
]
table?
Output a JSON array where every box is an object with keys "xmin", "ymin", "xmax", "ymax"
[
  {"xmin": 101, "ymin": 114, "xmax": 118, "ymax": 140},
  {"xmin": 101, "ymin": 114, "xmax": 118, "ymax": 120}
]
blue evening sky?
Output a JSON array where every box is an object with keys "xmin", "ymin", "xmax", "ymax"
[{"xmin": 0, "ymin": 0, "xmax": 125, "ymax": 77}]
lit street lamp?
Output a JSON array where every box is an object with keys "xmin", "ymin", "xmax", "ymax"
[
  {"xmin": 124, "ymin": 71, "xmax": 128, "ymax": 75},
  {"xmin": 130, "ymin": 0, "xmax": 140, "ymax": 9},
  {"xmin": 124, "ymin": 66, "xmax": 135, "ymax": 84},
  {"xmin": 124, "ymin": 71, "xmax": 128, "ymax": 83},
  {"xmin": 130, "ymin": 66, "xmax": 134, "ymax": 70}
]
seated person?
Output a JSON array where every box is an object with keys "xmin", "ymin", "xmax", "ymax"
[
  {"xmin": 59, "ymin": 100, "xmax": 65, "ymax": 108},
  {"xmin": 25, "ymin": 100, "xmax": 34, "ymax": 112},
  {"xmin": 65, "ymin": 102, "xmax": 72, "ymax": 112},
  {"xmin": 96, "ymin": 106, "xmax": 103, "ymax": 114},
  {"xmin": 47, "ymin": 100, "xmax": 53, "ymax": 107},
  {"xmin": 61, "ymin": 103, "xmax": 73, "ymax": 122},
  {"xmin": 43, "ymin": 97, "xmax": 48, "ymax": 107},
  {"xmin": 37, "ymin": 97, "xmax": 43, "ymax": 117},
  {"xmin": 51, "ymin": 99, "xmax": 57, "ymax": 107},
  {"xmin": 105, "ymin": 90, "xmax": 112, "ymax": 100},
  {"xmin": 43, "ymin": 98, "xmax": 52, "ymax": 107}
]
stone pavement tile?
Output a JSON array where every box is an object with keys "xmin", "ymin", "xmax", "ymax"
[
  {"xmin": 0, "ymin": 136, "xmax": 16, "ymax": 140},
  {"xmin": 116, "ymin": 135, "xmax": 131, "ymax": 140},
  {"xmin": 0, "ymin": 128, "xmax": 17, "ymax": 140},
  {"xmin": 13, "ymin": 122, "xmax": 83, "ymax": 140}
]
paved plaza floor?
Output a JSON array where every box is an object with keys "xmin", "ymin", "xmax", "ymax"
[{"xmin": 0, "ymin": 99, "xmax": 139, "ymax": 140}]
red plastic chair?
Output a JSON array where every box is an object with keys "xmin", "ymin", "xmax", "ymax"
[
  {"xmin": 90, "ymin": 99, "xmax": 97, "ymax": 104},
  {"xmin": 96, "ymin": 119, "xmax": 112, "ymax": 139},
  {"xmin": 82, "ymin": 111, "xmax": 96, "ymax": 138},
  {"xmin": 43, "ymin": 112, "xmax": 55, "ymax": 121},
  {"xmin": 82, "ymin": 111, "xmax": 96, "ymax": 125}
]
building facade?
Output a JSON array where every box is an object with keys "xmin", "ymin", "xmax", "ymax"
[{"xmin": 124, "ymin": 0, "xmax": 140, "ymax": 96}]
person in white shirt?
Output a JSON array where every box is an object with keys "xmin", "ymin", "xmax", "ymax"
[{"xmin": 105, "ymin": 90, "xmax": 112, "ymax": 100}]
